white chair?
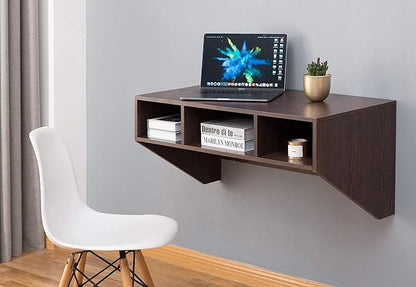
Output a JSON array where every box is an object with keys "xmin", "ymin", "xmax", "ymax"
[{"xmin": 29, "ymin": 127, "xmax": 179, "ymax": 287}]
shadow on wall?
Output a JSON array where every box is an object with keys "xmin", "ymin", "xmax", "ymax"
[
  {"xmin": 216, "ymin": 158, "xmax": 397, "ymax": 280},
  {"xmin": 286, "ymin": 32, "xmax": 307, "ymax": 90}
]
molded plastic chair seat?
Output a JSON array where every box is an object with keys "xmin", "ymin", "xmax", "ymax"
[
  {"xmin": 49, "ymin": 209, "xmax": 178, "ymax": 251},
  {"xmin": 29, "ymin": 127, "xmax": 179, "ymax": 286}
]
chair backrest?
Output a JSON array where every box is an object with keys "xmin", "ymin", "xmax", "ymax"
[{"xmin": 29, "ymin": 127, "xmax": 85, "ymax": 241}]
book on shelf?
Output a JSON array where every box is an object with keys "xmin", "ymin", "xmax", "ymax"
[
  {"xmin": 148, "ymin": 128, "xmax": 181, "ymax": 142},
  {"xmin": 147, "ymin": 114, "xmax": 181, "ymax": 132},
  {"xmin": 201, "ymin": 134, "xmax": 254, "ymax": 152},
  {"xmin": 201, "ymin": 117, "xmax": 254, "ymax": 140}
]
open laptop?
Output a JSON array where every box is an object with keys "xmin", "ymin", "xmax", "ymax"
[{"xmin": 180, "ymin": 33, "xmax": 287, "ymax": 102}]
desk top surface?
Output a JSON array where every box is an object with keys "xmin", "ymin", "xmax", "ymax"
[{"xmin": 136, "ymin": 86, "xmax": 395, "ymax": 121}]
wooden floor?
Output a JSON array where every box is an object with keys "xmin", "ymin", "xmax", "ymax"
[{"xmin": 0, "ymin": 248, "xmax": 250, "ymax": 287}]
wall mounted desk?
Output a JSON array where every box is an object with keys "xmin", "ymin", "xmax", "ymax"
[{"xmin": 135, "ymin": 86, "xmax": 396, "ymax": 219}]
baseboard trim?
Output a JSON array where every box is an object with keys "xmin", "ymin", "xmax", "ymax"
[
  {"xmin": 45, "ymin": 236, "xmax": 55, "ymax": 250},
  {"xmin": 143, "ymin": 245, "xmax": 331, "ymax": 287}
]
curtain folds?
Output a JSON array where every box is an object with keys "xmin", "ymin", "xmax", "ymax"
[{"xmin": 0, "ymin": 0, "xmax": 44, "ymax": 262}]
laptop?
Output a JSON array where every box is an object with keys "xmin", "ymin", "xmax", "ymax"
[{"xmin": 180, "ymin": 33, "xmax": 287, "ymax": 102}]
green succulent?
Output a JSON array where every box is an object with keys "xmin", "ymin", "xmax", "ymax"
[{"xmin": 306, "ymin": 57, "xmax": 328, "ymax": 76}]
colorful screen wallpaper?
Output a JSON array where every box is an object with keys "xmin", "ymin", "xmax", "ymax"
[
  {"xmin": 214, "ymin": 38, "xmax": 271, "ymax": 83},
  {"xmin": 201, "ymin": 34, "xmax": 286, "ymax": 89}
]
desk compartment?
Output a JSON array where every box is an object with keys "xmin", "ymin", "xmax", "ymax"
[
  {"xmin": 183, "ymin": 107, "xmax": 253, "ymax": 150},
  {"xmin": 257, "ymin": 116, "xmax": 313, "ymax": 166},
  {"xmin": 136, "ymin": 101, "xmax": 181, "ymax": 139}
]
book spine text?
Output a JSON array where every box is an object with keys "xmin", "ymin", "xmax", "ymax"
[
  {"xmin": 200, "ymin": 124, "xmax": 253, "ymax": 140},
  {"xmin": 201, "ymin": 134, "xmax": 253, "ymax": 152}
]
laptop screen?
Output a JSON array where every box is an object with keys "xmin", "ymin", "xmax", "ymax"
[{"xmin": 200, "ymin": 33, "xmax": 287, "ymax": 90}]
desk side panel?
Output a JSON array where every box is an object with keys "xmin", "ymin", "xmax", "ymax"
[
  {"xmin": 141, "ymin": 143, "xmax": 221, "ymax": 184},
  {"xmin": 317, "ymin": 103, "xmax": 396, "ymax": 219}
]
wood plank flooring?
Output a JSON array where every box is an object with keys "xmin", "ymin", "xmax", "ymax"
[{"xmin": 0, "ymin": 248, "xmax": 250, "ymax": 287}]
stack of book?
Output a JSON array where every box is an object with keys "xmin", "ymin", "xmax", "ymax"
[
  {"xmin": 147, "ymin": 114, "xmax": 181, "ymax": 142},
  {"xmin": 200, "ymin": 117, "xmax": 254, "ymax": 152}
]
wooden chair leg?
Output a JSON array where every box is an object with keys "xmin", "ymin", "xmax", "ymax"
[
  {"xmin": 135, "ymin": 250, "xmax": 155, "ymax": 287},
  {"xmin": 73, "ymin": 252, "xmax": 87, "ymax": 287},
  {"xmin": 59, "ymin": 255, "xmax": 75, "ymax": 287},
  {"xmin": 120, "ymin": 255, "xmax": 132, "ymax": 287}
]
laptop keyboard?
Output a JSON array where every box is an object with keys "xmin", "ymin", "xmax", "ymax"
[{"xmin": 202, "ymin": 90, "xmax": 276, "ymax": 96}]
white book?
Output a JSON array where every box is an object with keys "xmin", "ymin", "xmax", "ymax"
[
  {"xmin": 201, "ymin": 134, "xmax": 254, "ymax": 152},
  {"xmin": 147, "ymin": 114, "xmax": 181, "ymax": 132},
  {"xmin": 201, "ymin": 118, "xmax": 254, "ymax": 140},
  {"xmin": 148, "ymin": 128, "xmax": 181, "ymax": 142}
]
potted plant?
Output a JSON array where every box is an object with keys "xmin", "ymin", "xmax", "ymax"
[{"xmin": 303, "ymin": 57, "xmax": 331, "ymax": 102}]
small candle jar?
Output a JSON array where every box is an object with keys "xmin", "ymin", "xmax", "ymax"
[{"xmin": 288, "ymin": 138, "xmax": 308, "ymax": 159}]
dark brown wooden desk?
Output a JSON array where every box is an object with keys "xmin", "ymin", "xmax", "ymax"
[{"xmin": 135, "ymin": 86, "xmax": 396, "ymax": 219}]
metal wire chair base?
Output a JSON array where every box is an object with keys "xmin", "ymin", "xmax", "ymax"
[{"xmin": 67, "ymin": 250, "xmax": 148, "ymax": 287}]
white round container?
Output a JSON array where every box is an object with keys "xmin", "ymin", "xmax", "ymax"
[{"xmin": 288, "ymin": 138, "xmax": 308, "ymax": 159}]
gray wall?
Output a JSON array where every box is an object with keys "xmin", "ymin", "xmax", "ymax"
[{"xmin": 87, "ymin": 0, "xmax": 416, "ymax": 285}]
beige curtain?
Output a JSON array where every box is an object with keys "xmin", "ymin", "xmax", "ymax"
[{"xmin": 0, "ymin": 0, "xmax": 44, "ymax": 262}]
